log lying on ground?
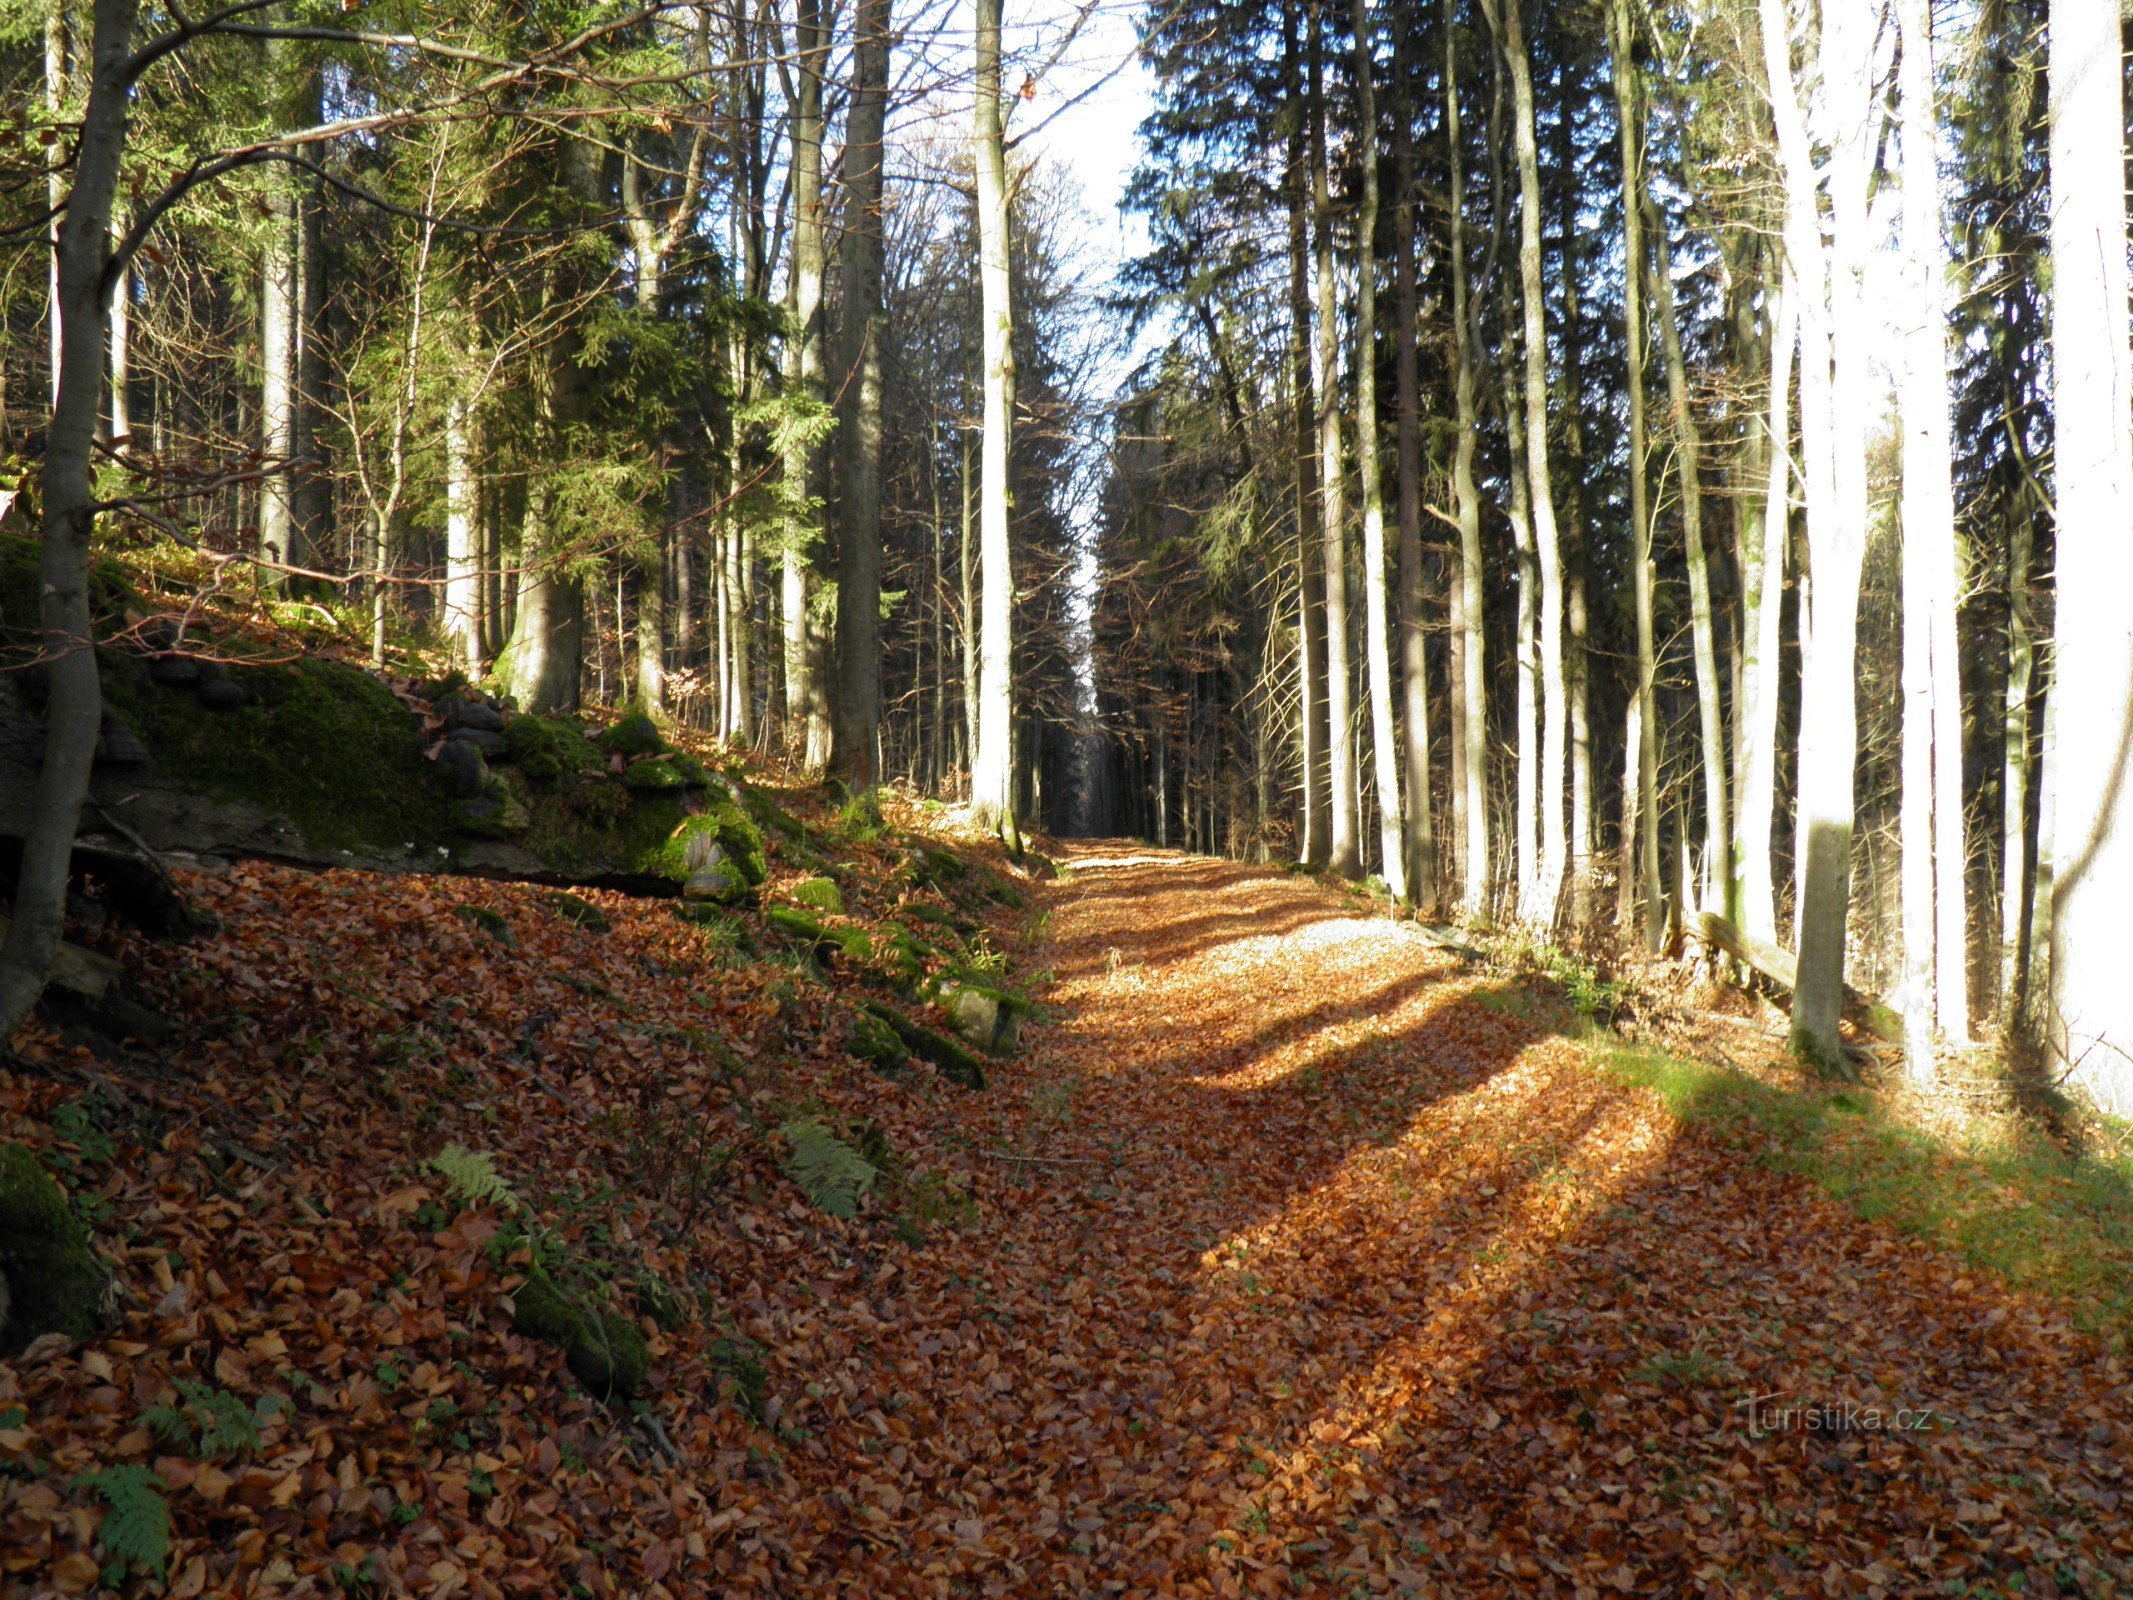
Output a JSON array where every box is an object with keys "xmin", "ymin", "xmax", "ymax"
[{"xmin": 1686, "ymin": 911, "xmax": 1904, "ymax": 1045}]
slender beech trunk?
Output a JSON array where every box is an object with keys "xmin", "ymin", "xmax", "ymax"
[
  {"xmin": 1553, "ymin": 72, "xmax": 1592, "ymax": 931},
  {"xmin": 1648, "ymin": 206, "xmax": 1733, "ymax": 925},
  {"xmin": 1738, "ymin": 270, "xmax": 1793, "ymax": 942},
  {"xmin": 1351, "ymin": 0, "xmax": 1406, "ymax": 901},
  {"xmin": 1310, "ymin": 9, "xmax": 1361, "ymax": 878},
  {"xmin": 1392, "ymin": 16, "xmax": 1434, "ymax": 910},
  {"xmin": 43, "ymin": 5, "xmax": 67, "ymax": 407},
  {"xmin": 1287, "ymin": 10, "xmax": 1330, "ymax": 868},
  {"xmin": 1763, "ymin": 0, "xmax": 1876, "ymax": 1070},
  {"xmin": 444, "ymin": 384, "xmax": 481, "ymax": 671},
  {"xmin": 832, "ymin": 0, "xmax": 890, "ymax": 785},
  {"xmin": 1610, "ymin": 0, "xmax": 1661, "ymax": 951},
  {"xmin": 259, "ymin": 32, "xmax": 300, "ymax": 579},
  {"xmin": 0, "ymin": 0, "xmax": 138, "ymax": 1041},
  {"xmin": 2046, "ymin": 0, "xmax": 2133, "ymax": 1113},
  {"xmin": 1445, "ymin": 0, "xmax": 1490, "ymax": 917},
  {"xmin": 971, "ymin": 0, "xmax": 1018, "ymax": 843},
  {"xmin": 783, "ymin": 0, "xmax": 829, "ymax": 765},
  {"xmin": 1898, "ymin": 0, "xmax": 1972, "ymax": 1046},
  {"xmin": 2000, "ymin": 505, "xmax": 2035, "ymax": 1016},
  {"xmin": 1489, "ymin": 0, "xmax": 1567, "ymax": 926},
  {"xmin": 106, "ymin": 209, "xmax": 129, "ymax": 442}
]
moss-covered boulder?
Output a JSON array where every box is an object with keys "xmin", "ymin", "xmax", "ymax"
[
  {"xmin": 599, "ymin": 713, "xmax": 667, "ymax": 760},
  {"xmin": 941, "ymin": 982, "xmax": 1024, "ymax": 1056},
  {"xmin": 791, "ymin": 876, "xmax": 845, "ymax": 915},
  {"xmin": 98, "ymin": 652, "xmax": 457, "ymax": 857},
  {"xmin": 0, "ymin": 1143, "xmax": 111, "ymax": 1356},
  {"xmin": 859, "ymin": 1001, "xmax": 986, "ymax": 1090},
  {"xmin": 848, "ymin": 1008, "xmax": 908, "ymax": 1073},
  {"xmin": 649, "ymin": 802, "xmax": 767, "ymax": 889},
  {"xmin": 452, "ymin": 776, "xmax": 530, "ymax": 839},
  {"xmin": 621, "ymin": 752, "xmax": 710, "ymax": 791},
  {"xmin": 544, "ymin": 892, "xmax": 611, "ymax": 933},
  {"xmin": 511, "ymin": 1273, "xmax": 650, "ymax": 1401},
  {"xmin": 765, "ymin": 905, "xmax": 869, "ymax": 967},
  {"xmin": 501, "ymin": 715, "xmax": 603, "ymax": 784}
]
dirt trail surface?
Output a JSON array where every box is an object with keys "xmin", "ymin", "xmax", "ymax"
[{"xmin": 3, "ymin": 841, "xmax": 2129, "ymax": 1599}]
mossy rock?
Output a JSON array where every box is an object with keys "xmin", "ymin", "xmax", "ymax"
[
  {"xmin": 832, "ymin": 788, "xmax": 886, "ymax": 843},
  {"xmin": 739, "ymin": 785, "xmax": 810, "ymax": 841},
  {"xmin": 876, "ymin": 926, "xmax": 931, "ymax": 992},
  {"xmin": 452, "ymin": 775, "xmax": 530, "ymax": 839},
  {"xmin": 938, "ymin": 982, "xmax": 1025, "ymax": 1056},
  {"xmin": 0, "ymin": 1143, "xmax": 111, "ymax": 1356},
  {"xmin": 621, "ymin": 753, "xmax": 708, "ymax": 791},
  {"xmin": 511, "ymin": 1273, "xmax": 650, "ymax": 1401},
  {"xmin": 791, "ymin": 876, "xmax": 845, "ymax": 915},
  {"xmin": 452, "ymin": 904, "xmax": 516, "ymax": 947},
  {"xmin": 648, "ymin": 804, "xmax": 767, "ymax": 889},
  {"xmin": 859, "ymin": 1001, "xmax": 986, "ymax": 1090},
  {"xmin": 502, "ymin": 715, "xmax": 603, "ymax": 784},
  {"xmin": 0, "ymin": 533, "xmax": 134, "ymax": 652},
  {"xmin": 544, "ymin": 892, "xmax": 611, "ymax": 933},
  {"xmin": 849, "ymin": 1008, "xmax": 908, "ymax": 1073},
  {"xmin": 99, "ymin": 652, "xmax": 457, "ymax": 856},
  {"xmin": 598, "ymin": 713, "xmax": 667, "ymax": 759}
]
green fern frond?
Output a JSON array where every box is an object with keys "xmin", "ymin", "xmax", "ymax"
[
  {"xmin": 74, "ymin": 1464, "xmax": 172, "ymax": 1579},
  {"xmin": 430, "ymin": 1145, "xmax": 520, "ymax": 1213},
  {"xmin": 779, "ymin": 1117, "xmax": 877, "ymax": 1219}
]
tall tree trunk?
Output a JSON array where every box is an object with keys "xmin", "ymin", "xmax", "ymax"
[
  {"xmin": 1609, "ymin": 0, "xmax": 1661, "ymax": 951},
  {"xmin": 2045, "ymin": 0, "xmax": 2133, "ymax": 1114},
  {"xmin": 1648, "ymin": 207, "xmax": 1733, "ymax": 925},
  {"xmin": 1352, "ymin": 0, "xmax": 1406, "ymax": 902},
  {"xmin": 1445, "ymin": 0, "xmax": 1490, "ymax": 918},
  {"xmin": 259, "ymin": 34, "xmax": 300, "ymax": 581},
  {"xmin": 1738, "ymin": 269, "xmax": 1793, "ymax": 943},
  {"xmin": 1287, "ymin": 9, "xmax": 1330, "ymax": 869},
  {"xmin": 1763, "ymin": 0, "xmax": 1876, "ymax": 1070},
  {"xmin": 43, "ymin": 4, "xmax": 67, "ymax": 408},
  {"xmin": 0, "ymin": 0, "xmax": 138, "ymax": 1041},
  {"xmin": 971, "ymin": 0, "xmax": 1018, "ymax": 843},
  {"xmin": 783, "ymin": 0, "xmax": 830, "ymax": 766},
  {"xmin": 106, "ymin": 209, "xmax": 129, "ymax": 442},
  {"xmin": 833, "ymin": 0, "xmax": 890, "ymax": 785},
  {"xmin": 1310, "ymin": 8, "xmax": 1361, "ymax": 878},
  {"xmin": 444, "ymin": 384, "xmax": 481, "ymax": 672},
  {"xmin": 1553, "ymin": 70, "xmax": 1593, "ymax": 931},
  {"xmin": 1391, "ymin": 15, "xmax": 1434, "ymax": 910},
  {"xmin": 2000, "ymin": 504, "xmax": 2036, "ymax": 1017},
  {"xmin": 1490, "ymin": 0, "xmax": 1567, "ymax": 926},
  {"xmin": 1900, "ymin": 0, "xmax": 1973, "ymax": 1047}
]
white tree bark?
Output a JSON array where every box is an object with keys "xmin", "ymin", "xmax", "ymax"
[
  {"xmin": 1490, "ymin": 0, "xmax": 1567, "ymax": 926},
  {"xmin": 444, "ymin": 384, "xmax": 481, "ymax": 672},
  {"xmin": 2046, "ymin": 0, "xmax": 2133, "ymax": 1114},
  {"xmin": 970, "ymin": 0, "xmax": 1018, "ymax": 842},
  {"xmin": 1738, "ymin": 271, "xmax": 1792, "ymax": 944},
  {"xmin": 1352, "ymin": 0, "xmax": 1405, "ymax": 902},
  {"xmin": 1445, "ymin": 0, "xmax": 1490, "ymax": 918}
]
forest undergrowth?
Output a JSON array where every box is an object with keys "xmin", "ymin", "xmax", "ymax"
[{"xmin": 3, "ymin": 811, "xmax": 2131, "ymax": 1598}]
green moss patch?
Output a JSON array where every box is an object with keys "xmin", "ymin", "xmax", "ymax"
[
  {"xmin": 791, "ymin": 876, "xmax": 845, "ymax": 915},
  {"xmin": 0, "ymin": 1142, "xmax": 111, "ymax": 1355},
  {"xmin": 859, "ymin": 1000, "xmax": 985, "ymax": 1090},
  {"xmin": 102, "ymin": 653, "xmax": 458, "ymax": 856},
  {"xmin": 511, "ymin": 1273, "xmax": 650, "ymax": 1401},
  {"xmin": 502, "ymin": 715, "xmax": 604, "ymax": 784}
]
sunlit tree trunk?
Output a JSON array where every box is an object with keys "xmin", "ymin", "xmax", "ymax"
[
  {"xmin": 970, "ymin": 0, "xmax": 1018, "ymax": 843},
  {"xmin": 1553, "ymin": 77, "xmax": 1592, "ymax": 932},
  {"xmin": 106, "ymin": 210, "xmax": 129, "ymax": 442},
  {"xmin": 832, "ymin": 0, "xmax": 890, "ymax": 785},
  {"xmin": 43, "ymin": 4, "xmax": 67, "ymax": 407},
  {"xmin": 1445, "ymin": 0, "xmax": 1489, "ymax": 918},
  {"xmin": 1310, "ymin": 10, "xmax": 1360, "ymax": 878},
  {"xmin": 1290, "ymin": 11, "xmax": 1329, "ymax": 870},
  {"xmin": 1763, "ymin": 0, "xmax": 1876, "ymax": 1070},
  {"xmin": 444, "ymin": 384, "xmax": 482, "ymax": 672},
  {"xmin": 1608, "ymin": 0, "xmax": 1660, "ymax": 951},
  {"xmin": 259, "ymin": 36, "xmax": 299, "ymax": 581},
  {"xmin": 2045, "ymin": 0, "xmax": 2133, "ymax": 1114},
  {"xmin": 1738, "ymin": 270, "xmax": 1793, "ymax": 943},
  {"xmin": 783, "ymin": 0, "xmax": 830, "ymax": 765},
  {"xmin": 1489, "ymin": 0, "xmax": 1566, "ymax": 926},
  {"xmin": 1352, "ymin": 0, "xmax": 1405, "ymax": 902},
  {"xmin": 1648, "ymin": 208, "xmax": 1732, "ymax": 925},
  {"xmin": 2000, "ymin": 507, "xmax": 2036, "ymax": 1016},
  {"xmin": 0, "ymin": 0, "xmax": 138, "ymax": 1041},
  {"xmin": 1391, "ymin": 16, "xmax": 1434, "ymax": 910}
]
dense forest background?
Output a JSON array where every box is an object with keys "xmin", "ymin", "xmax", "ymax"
[{"xmin": 3, "ymin": 0, "xmax": 2131, "ymax": 1115}]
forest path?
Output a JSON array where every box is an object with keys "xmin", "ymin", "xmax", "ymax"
[{"xmin": 958, "ymin": 842, "xmax": 2133, "ymax": 1596}]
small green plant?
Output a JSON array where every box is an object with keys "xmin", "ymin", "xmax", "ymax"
[
  {"xmin": 73, "ymin": 1464, "xmax": 172, "ymax": 1582},
  {"xmin": 709, "ymin": 1335, "xmax": 770, "ymax": 1419},
  {"xmin": 375, "ymin": 1358, "xmax": 406, "ymax": 1394},
  {"xmin": 140, "ymin": 1380, "xmax": 262, "ymax": 1461},
  {"xmin": 780, "ymin": 1116, "xmax": 878, "ymax": 1218},
  {"xmin": 1633, "ymin": 1339, "xmax": 1725, "ymax": 1389},
  {"xmin": 389, "ymin": 1497, "xmax": 423, "ymax": 1527},
  {"xmin": 50, "ymin": 1095, "xmax": 118, "ymax": 1168},
  {"xmin": 431, "ymin": 1145, "xmax": 521, "ymax": 1213}
]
